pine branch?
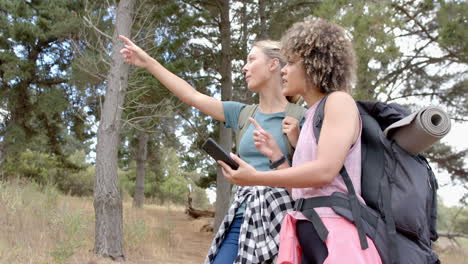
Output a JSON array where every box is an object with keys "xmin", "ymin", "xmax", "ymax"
[
  {"xmin": 177, "ymin": 110, "xmax": 210, "ymax": 140},
  {"xmin": 379, "ymin": 53, "xmax": 453, "ymax": 92},
  {"xmin": 375, "ymin": 38, "xmax": 434, "ymax": 90},
  {"xmin": 388, "ymin": 92, "xmax": 442, "ymax": 101},
  {"xmin": 392, "ymin": 3, "xmax": 460, "ymax": 60},
  {"xmin": 393, "ymin": 3, "xmax": 438, "ymax": 43},
  {"xmin": 451, "ymin": 117, "xmax": 468, "ymax": 122},
  {"xmin": 82, "ymin": 15, "xmax": 112, "ymax": 40},
  {"xmin": 35, "ymin": 78, "xmax": 68, "ymax": 86}
]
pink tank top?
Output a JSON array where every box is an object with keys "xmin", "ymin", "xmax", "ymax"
[{"xmin": 291, "ymin": 98, "xmax": 364, "ymax": 219}]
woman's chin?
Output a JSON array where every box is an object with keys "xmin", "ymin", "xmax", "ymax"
[{"xmin": 282, "ymin": 89, "xmax": 293, "ymax": 97}]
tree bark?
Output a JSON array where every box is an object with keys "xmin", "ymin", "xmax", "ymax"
[
  {"xmin": 133, "ymin": 132, "xmax": 148, "ymax": 208},
  {"xmin": 94, "ymin": 0, "xmax": 135, "ymax": 261},
  {"xmin": 187, "ymin": 207, "xmax": 216, "ymax": 218},
  {"xmin": 186, "ymin": 192, "xmax": 215, "ymax": 218},
  {"xmin": 258, "ymin": 0, "xmax": 268, "ymax": 39},
  {"xmin": 214, "ymin": 0, "xmax": 233, "ymax": 232},
  {"xmin": 0, "ymin": 141, "xmax": 5, "ymax": 178}
]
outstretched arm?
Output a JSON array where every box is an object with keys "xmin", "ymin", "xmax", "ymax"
[{"xmin": 119, "ymin": 35, "xmax": 225, "ymax": 121}]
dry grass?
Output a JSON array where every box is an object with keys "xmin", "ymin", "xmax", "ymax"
[
  {"xmin": 0, "ymin": 181, "xmax": 213, "ymax": 264},
  {"xmin": 1, "ymin": 180, "xmax": 467, "ymax": 264}
]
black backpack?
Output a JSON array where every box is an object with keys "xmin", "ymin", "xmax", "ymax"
[{"xmin": 294, "ymin": 95, "xmax": 440, "ymax": 264}]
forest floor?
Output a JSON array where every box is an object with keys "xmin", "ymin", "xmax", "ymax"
[
  {"xmin": 0, "ymin": 181, "xmax": 214, "ymax": 264},
  {"xmin": 0, "ymin": 182, "xmax": 467, "ymax": 264},
  {"xmin": 65, "ymin": 201, "xmax": 216, "ymax": 264}
]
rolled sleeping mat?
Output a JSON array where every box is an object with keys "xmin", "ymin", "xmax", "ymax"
[{"xmin": 384, "ymin": 106, "xmax": 451, "ymax": 155}]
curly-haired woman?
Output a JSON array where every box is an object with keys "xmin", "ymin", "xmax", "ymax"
[{"xmin": 218, "ymin": 18, "xmax": 382, "ymax": 263}]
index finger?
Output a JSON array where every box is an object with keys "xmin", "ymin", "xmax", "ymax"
[
  {"xmin": 249, "ymin": 117, "xmax": 263, "ymax": 131},
  {"xmin": 118, "ymin": 35, "xmax": 134, "ymax": 46}
]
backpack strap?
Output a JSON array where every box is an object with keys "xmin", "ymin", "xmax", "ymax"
[
  {"xmin": 236, "ymin": 104, "xmax": 258, "ymax": 153},
  {"xmin": 236, "ymin": 103, "xmax": 306, "ymax": 159},
  {"xmin": 284, "ymin": 102, "xmax": 307, "ymax": 160},
  {"xmin": 311, "ymin": 93, "xmax": 369, "ymax": 250},
  {"xmin": 312, "ymin": 95, "xmax": 328, "ymax": 142},
  {"xmin": 285, "ymin": 102, "xmax": 307, "ymax": 120}
]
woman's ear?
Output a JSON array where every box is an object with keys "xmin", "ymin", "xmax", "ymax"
[{"xmin": 269, "ymin": 58, "xmax": 280, "ymax": 72}]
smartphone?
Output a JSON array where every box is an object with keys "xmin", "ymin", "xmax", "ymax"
[{"xmin": 201, "ymin": 138, "xmax": 239, "ymax": 170}]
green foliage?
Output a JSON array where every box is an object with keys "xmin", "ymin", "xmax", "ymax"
[
  {"xmin": 158, "ymin": 148, "xmax": 189, "ymax": 204},
  {"xmin": 191, "ymin": 184, "xmax": 212, "ymax": 210},
  {"xmin": 49, "ymin": 210, "xmax": 87, "ymax": 264},
  {"xmin": 2, "ymin": 150, "xmax": 93, "ymax": 196},
  {"xmin": 437, "ymin": 1, "xmax": 468, "ymax": 59},
  {"xmin": 121, "ymin": 0, "xmax": 203, "ymax": 133},
  {"xmin": 0, "ymin": 0, "xmax": 92, "ymax": 173},
  {"xmin": 59, "ymin": 166, "xmax": 94, "ymax": 196},
  {"xmin": 118, "ymin": 147, "xmax": 209, "ymax": 206},
  {"xmin": 119, "ymin": 167, "xmax": 136, "ymax": 196},
  {"xmin": 3, "ymin": 150, "xmax": 61, "ymax": 184},
  {"xmin": 437, "ymin": 199, "xmax": 468, "ymax": 234}
]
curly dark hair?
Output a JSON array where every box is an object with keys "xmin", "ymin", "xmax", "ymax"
[{"xmin": 281, "ymin": 18, "xmax": 357, "ymax": 93}]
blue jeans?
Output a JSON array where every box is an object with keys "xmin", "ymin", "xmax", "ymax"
[{"xmin": 212, "ymin": 217, "xmax": 243, "ymax": 264}]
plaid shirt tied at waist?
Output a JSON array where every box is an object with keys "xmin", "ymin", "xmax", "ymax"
[{"xmin": 205, "ymin": 185, "xmax": 294, "ymax": 264}]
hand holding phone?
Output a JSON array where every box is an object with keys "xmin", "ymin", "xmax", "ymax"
[{"xmin": 201, "ymin": 138, "xmax": 239, "ymax": 170}]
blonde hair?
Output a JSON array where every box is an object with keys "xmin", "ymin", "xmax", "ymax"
[
  {"xmin": 253, "ymin": 40, "xmax": 302, "ymax": 104},
  {"xmin": 253, "ymin": 40, "xmax": 287, "ymax": 68},
  {"xmin": 281, "ymin": 18, "xmax": 357, "ymax": 93}
]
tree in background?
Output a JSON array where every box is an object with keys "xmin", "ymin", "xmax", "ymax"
[
  {"xmin": 72, "ymin": 0, "xmax": 211, "ymax": 212},
  {"xmin": 121, "ymin": 0, "xmax": 201, "ymax": 208},
  {"xmin": 0, "ymin": 0, "xmax": 91, "ymax": 179},
  {"xmin": 93, "ymin": 0, "xmax": 135, "ymax": 260},
  {"xmin": 132, "ymin": 132, "xmax": 148, "ymax": 208},
  {"xmin": 159, "ymin": 0, "xmax": 238, "ymax": 229}
]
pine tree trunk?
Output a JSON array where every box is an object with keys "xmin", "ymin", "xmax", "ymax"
[
  {"xmin": 258, "ymin": 0, "xmax": 268, "ymax": 39},
  {"xmin": 214, "ymin": 0, "xmax": 233, "ymax": 232},
  {"xmin": 0, "ymin": 141, "xmax": 5, "ymax": 178},
  {"xmin": 133, "ymin": 132, "xmax": 148, "ymax": 208},
  {"xmin": 94, "ymin": 0, "xmax": 135, "ymax": 261}
]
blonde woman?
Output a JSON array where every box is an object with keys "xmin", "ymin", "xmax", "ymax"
[{"xmin": 119, "ymin": 36, "xmax": 305, "ymax": 264}]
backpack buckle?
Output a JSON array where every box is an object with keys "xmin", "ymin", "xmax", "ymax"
[{"xmin": 294, "ymin": 198, "xmax": 304, "ymax": 211}]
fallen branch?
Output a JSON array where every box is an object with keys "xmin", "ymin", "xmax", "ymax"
[
  {"xmin": 185, "ymin": 192, "xmax": 215, "ymax": 219},
  {"xmin": 185, "ymin": 207, "xmax": 215, "ymax": 218},
  {"xmin": 438, "ymin": 232, "xmax": 468, "ymax": 239}
]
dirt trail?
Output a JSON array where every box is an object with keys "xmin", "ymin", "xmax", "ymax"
[{"xmin": 144, "ymin": 205, "xmax": 215, "ymax": 264}]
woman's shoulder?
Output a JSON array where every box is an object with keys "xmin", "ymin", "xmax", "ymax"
[
  {"xmin": 222, "ymin": 101, "xmax": 248, "ymax": 111},
  {"xmin": 327, "ymin": 91, "xmax": 355, "ymax": 103},
  {"xmin": 326, "ymin": 91, "xmax": 358, "ymax": 112},
  {"xmin": 222, "ymin": 101, "xmax": 250, "ymax": 129}
]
